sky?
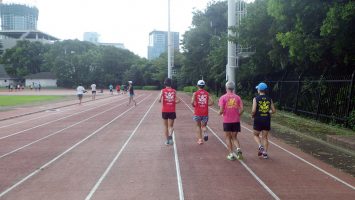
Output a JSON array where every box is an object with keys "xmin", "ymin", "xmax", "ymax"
[{"xmin": 3, "ymin": 0, "xmax": 253, "ymax": 58}]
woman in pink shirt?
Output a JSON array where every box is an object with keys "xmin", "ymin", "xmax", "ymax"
[{"xmin": 218, "ymin": 81, "xmax": 244, "ymax": 160}]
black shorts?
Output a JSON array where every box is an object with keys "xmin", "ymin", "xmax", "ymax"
[
  {"xmin": 162, "ymin": 112, "xmax": 176, "ymax": 120},
  {"xmin": 223, "ymin": 122, "xmax": 241, "ymax": 132},
  {"xmin": 92, "ymin": 91, "xmax": 96, "ymax": 94},
  {"xmin": 253, "ymin": 120, "xmax": 271, "ymax": 131}
]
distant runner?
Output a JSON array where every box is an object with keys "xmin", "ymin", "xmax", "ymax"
[
  {"xmin": 91, "ymin": 83, "xmax": 97, "ymax": 100},
  {"xmin": 76, "ymin": 84, "xmax": 86, "ymax": 105},
  {"xmin": 191, "ymin": 80, "xmax": 214, "ymax": 144},
  {"xmin": 219, "ymin": 81, "xmax": 244, "ymax": 160},
  {"xmin": 109, "ymin": 84, "xmax": 114, "ymax": 95},
  {"xmin": 252, "ymin": 82, "xmax": 276, "ymax": 159},
  {"xmin": 127, "ymin": 81, "xmax": 137, "ymax": 106},
  {"xmin": 159, "ymin": 78, "xmax": 180, "ymax": 145}
]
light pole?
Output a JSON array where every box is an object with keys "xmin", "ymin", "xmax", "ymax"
[{"xmin": 167, "ymin": 0, "xmax": 172, "ymax": 79}]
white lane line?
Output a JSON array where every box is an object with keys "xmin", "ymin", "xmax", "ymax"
[
  {"xmin": 0, "ymin": 94, "xmax": 152, "ymax": 198},
  {"xmin": 209, "ymin": 107, "xmax": 355, "ymax": 191},
  {"xmin": 0, "ymin": 94, "xmax": 151, "ymax": 159},
  {"xmin": 181, "ymin": 98, "xmax": 280, "ymax": 200},
  {"xmin": 240, "ymin": 123, "xmax": 355, "ymax": 190},
  {"xmin": 0, "ymin": 94, "xmax": 143, "ymax": 140},
  {"xmin": 85, "ymin": 95, "xmax": 159, "ymax": 200},
  {"xmin": 0, "ymin": 95, "xmax": 124, "ymax": 129},
  {"xmin": 172, "ymin": 132, "xmax": 185, "ymax": 200}
]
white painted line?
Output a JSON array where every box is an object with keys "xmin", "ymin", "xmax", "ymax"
[
  {"xmin": 85, "ymin": 95, "xmax": 159, "ymax": 200},
  {"xmin": 209, "ymin": 107, "xmax": 355, "ymax": 190},
  {"xmin": 172, "ymin": 132, "xmax": 185, "ymax": 200},
  {"xmin": 0, "ymin": 94, "xmax": 143, "ymax": 140},
  {"xmin": 0, "ymin": 94, "xmax": 151, "ymax": 160},
  {"xmin": 181, "ymin": 98, "xmax": 280, "ymax": 199},
  {"xmin": 0, "ymin": 94, "xmax": 152, "ymax": 198}
]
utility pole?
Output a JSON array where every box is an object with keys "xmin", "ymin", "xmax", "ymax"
[{"xmin": 226, "ymin": 0, "xmax": 236, "ymax": 83}]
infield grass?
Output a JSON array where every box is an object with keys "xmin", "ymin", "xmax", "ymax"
[{"xmin": 0, "ymin": 95, "xmax": 67, "ymax": 107}]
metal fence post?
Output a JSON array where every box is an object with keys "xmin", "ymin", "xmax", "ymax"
[
  {"xmin": 293, "ymin": 74, "xmax": 302, "ymax": 114},
  {"xmin": 316, "ymin": 79, "xmax": 323, "ymax": 120},
  {"xmin": 345, "ymin": 71, "xmax": 355, "ymax": 127}
]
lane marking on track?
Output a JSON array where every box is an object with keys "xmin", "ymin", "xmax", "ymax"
[
  {"xmin": 0, "ymin": 94, "xmax": 152, "ymax": 198},
  {"xmin": 0, "ymin": 94, "xmax": 150, "ymax": 160},
  {"xmin": 85, "ymin": 95, "xmax": 159, "ymax": 200},
  {"xmin": 0, "ymin": 94, "xmax": 144, "ymax": 140},
  {"xmin": 172, "ymin": 131, "xmax": 185, "ymax": 200},
  {"xmin": 209, "ymin": 107, "xmax": 355, "ymax": 191},
  {"xmin": 181, "ymin": 98, "xmax": 280, "ymax": 200},
  {"xmin": 0, "ymin": 95, "xmax": 124, "ymax": 129}
]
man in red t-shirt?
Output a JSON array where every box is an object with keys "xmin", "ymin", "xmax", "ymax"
[
  {"xmin": 191, "ymin": 80, "xmax": 214, "ymax": 144},
  {"xmin": 159, "ymin": 78, "xmax": 180, "ymax": 145}
]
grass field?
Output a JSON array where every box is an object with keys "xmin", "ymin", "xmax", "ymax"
[{"xmin": 0, "ymin": 95, "xmax": 67, "ymax": 107}]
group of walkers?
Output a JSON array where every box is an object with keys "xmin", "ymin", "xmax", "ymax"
[
  {"xmin": 76, "ymin": 81, "xmax": 136, "ymax": 106},
  {"xmin": 159, "ymin": 78, "xmax": 275, "ymax": 161}
]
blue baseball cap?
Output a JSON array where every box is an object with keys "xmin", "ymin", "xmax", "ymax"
[{"xmin": 256, "ymin": 82, "xmax": 268, "ymax": 90}]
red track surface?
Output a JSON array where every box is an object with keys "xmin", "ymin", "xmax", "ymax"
[{"xmin": 0, "ymin": 90, "xmax": 354, "ymax": 200}]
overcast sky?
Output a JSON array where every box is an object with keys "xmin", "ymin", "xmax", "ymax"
[{"xmin": 3, "ymin": 0, "xmax": 253, "ymax": 58}]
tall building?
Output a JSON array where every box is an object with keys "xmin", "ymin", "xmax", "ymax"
[
  {"xmin": 0, "ymin": 3, "xmax": 58, "ymax": 52},
  {"xmin": 83, "ymin": 32, "xmax": 99, "ymax": 44},
  {"xmin": 0, "ymin": 3, "xmax": 38, "ymax": 30},
  {"xmin": 147, "ymin": 30, "xmax": 179, "ymax": 60}
]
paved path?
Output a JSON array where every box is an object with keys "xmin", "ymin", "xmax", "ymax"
[{"xmin": 0, "ymin": 90, "xmax": 354, "ymax": 199}]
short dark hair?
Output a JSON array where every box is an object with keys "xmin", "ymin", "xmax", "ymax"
[{"xmin": 164, "ymin": 78, "xmax": 172, "ymax": 87}]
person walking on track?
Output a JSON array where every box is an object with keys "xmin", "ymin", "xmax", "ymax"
[
  {"xmin": 218, "ymin": 81, "xmax": 244, "ymax": 160},
  {"xmin": 91, "ymin": 83, "xmax": 97, "ymax": 100},
  {"xmin": 252, "ymin": 82, "xmax": 276, "ymax": 159},
  {"xmin": 159, "ymin": 78, "xmax": 180, "ymax": 145},
  {"xmin": 109, "ymin": 84, "xmax": 114, "ymax": 95},
  {"xmin": 76, "ymin": 84, "xmax": 86, "ymax": 105},
  {"xmin": 127, "ymin": 81, "xmax": 137, "ymax": 106},
  {"xmin": 191, "ymin": 80, "xmax": 214, "ymax": 145}
]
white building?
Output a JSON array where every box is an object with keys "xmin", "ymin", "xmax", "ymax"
[{"xmin": 24, "ymin": 72, "xmax": 57, "ymax": 88}]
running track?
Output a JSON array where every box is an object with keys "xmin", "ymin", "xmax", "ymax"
[{"xmin": 0, "ymin": 91, "xmax": 354, "ymax": 200}]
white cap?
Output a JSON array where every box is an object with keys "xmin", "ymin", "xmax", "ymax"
[
  {"xmin": 197, "ymin": 80, "xmax": 205, "ymax": 86},
  {"xmin": 128, "ymin": 81, "xmax": 132, "ymax": 84}
]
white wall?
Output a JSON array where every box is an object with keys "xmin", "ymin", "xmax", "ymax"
[
  {"xmin": 25, "ymin": 79, "xmax": 57, "ymax": 87},
  {"xmin": 0, "ymin": 79, "xmax": 16, "ymax": 87}
]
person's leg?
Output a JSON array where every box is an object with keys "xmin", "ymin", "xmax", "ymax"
[
  {"xmin": 225, "ymin": 132, "xmax": 235, "ymax": 160},
  {"xmin": 201, "ymin": 118, "xmax": 208, "ymax": 141},
  {"xmin": 128, "ymin": 96, "xmax": 132, "ymax": 105},
  {"xmin": 232, "ymin": 132, "xmax": 241, "ymax": 149},
  {"xmin": 163, "ymin": 119, "xmax": 169, "ymax": 144},
  {"xmin": 261, "ymin": 130, "xmax": 269, "ymax": 158},
  {"xmin": 195, "ymin": 120, "xmax": 203, "ymax": 143}
]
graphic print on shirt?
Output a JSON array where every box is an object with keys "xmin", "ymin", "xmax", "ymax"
[
  {"xmin": 198, "ymin": 94, "xmax": 207, "ymax": 106},
  {"xmin": 226, "ymin": 97, "xmax": 237, "ymax": 109},
  {"xmin": 165, "ymin": 91, "xmax": 175, "ymax": 103},
  {"xmin": 258, "ymin": 99, "xmax": 270, "ymax": 116}
]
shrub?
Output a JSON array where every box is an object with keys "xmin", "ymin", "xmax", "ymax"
[
  {"xmin": 142, "ymin": 86, "xmax": 159, "ymax": 90},
  {"xmin": 183, "ymin": 86, "xmax": 197, "ymax": 93}
]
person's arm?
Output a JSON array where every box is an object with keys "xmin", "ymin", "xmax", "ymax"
[
  {"xmin": 218, "ymin": 98, "xmax": 224, "ymax": 115},
  {"xmin": 208, "ymin": 95, "xmax": 214, "ymax": 106},
  {"xmin": 270, "ymin": 99, "xmax": 276, "ymax": 114},
  {"xmin": 251, "ymin": 97, "xmax": 257, "ymax": 118},
  {"xmin": 158, "ymin": 90, "xmax": 163, "ymax": 103},
  {"xmin": 175, "ymin": 95, "xmax": 181, "ymax": 104},
  {"xmin": 239, "ymin": 98, "xmax": 244, "ymax": 115},
  {"xmin": 191, "ymin": 92, "xmax": 195, "ymax": 107}
]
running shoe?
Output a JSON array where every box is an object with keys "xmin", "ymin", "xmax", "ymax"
[
  {"xmin": 234, "ymin": 149, "xmax": 243, "ymax": 160},
  {"xmin": 168, "ymin": 136, "xmax": 173, "ymax": 145},
  {"xmin": 227, "ymin": 153, "xmax": 236, "ymax": 161},
  {"xmin": 165, "ymin": 140, "xmax": 170, "ymax": 145},
  {"xmin": 197, "ymin": 139, "xmax": 203, "ymax": 145},
  {"xmin": 258, "ymin": 146, "xmax": 264, "ymax": 156},
  {"xmin": 203, "ymin": 132, "xmax": 208, "ymax": 141},
  {"xmin": 262, "ymin": 152, "xmax": 268, "ymax": 159}
]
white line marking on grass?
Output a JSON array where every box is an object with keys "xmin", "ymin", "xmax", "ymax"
[
  {"xmin": 172, "ymin": 132, "xmax": 185, "ymax": 200},
  {"xmin": 0, "ymin": 95, "xmax": 143, "ymax": 140},
  {"xmin": 0, "ymin": 94, "xmax": 150, "ymax": 160},
  {"xmin": 85, "ymin": 95, "xmax": 158, "ymax": 200},
  {"xmin": 181, "ymin": 98, "xmax": 280, "ymax": 200},
  {"xmin": 0, "ymin": 94, "xmax": 152, "ymax": 198},
  {"xmin": 209, "ymin": 107, "xmax": 355, "ymax": 191}
]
